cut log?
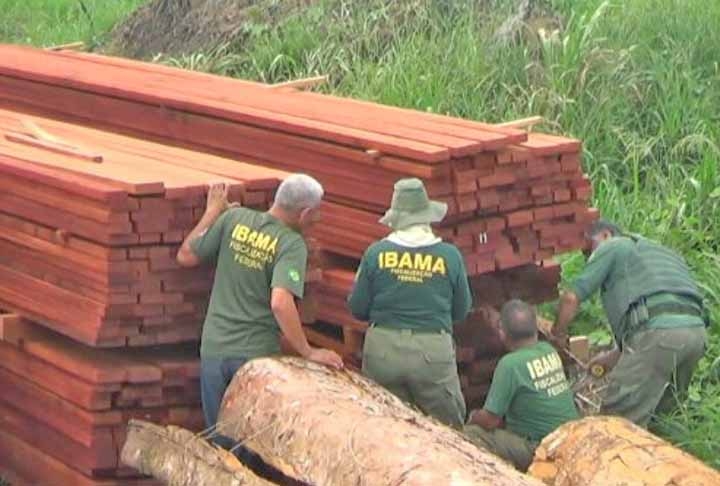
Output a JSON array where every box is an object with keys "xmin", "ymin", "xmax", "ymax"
[
  {"xmin": 217, "ymin": 357, "xmax": 544, "ymax": 486},
  {"xmin": 528, "ymin": 416, "xmax": 720, "ymax": 485},
  {"xmin": 121, "ymin": 419, "xmax": 274, "ymax": 486}
]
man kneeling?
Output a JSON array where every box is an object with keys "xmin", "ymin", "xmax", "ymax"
[{"xmin": 464, "ymin": 300, "xmax": 579, "ymax": 471}]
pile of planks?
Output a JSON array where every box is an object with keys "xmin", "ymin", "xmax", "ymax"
[
  {"xmin": 0, "ymin": 43, "xmax": 599, "ymax": 482},
  {"xmin": 0, "ymin": 313, "xmax": 202, "ymax": 485},
  {"xmin": 0, "ymin": 104, "xmax": 287, "ymax": 484},
  {"xmin": 0, "ymin": 107, "xmax": 285, "ymax": 346},
  {"xmin": 0, "ymin": 44, "xmax": 596, "ymax": 280}
]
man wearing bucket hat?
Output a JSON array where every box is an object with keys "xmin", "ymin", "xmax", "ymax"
[{"xmin": 348, "ymin": 178, "xmax": 473, "ymax": 427}]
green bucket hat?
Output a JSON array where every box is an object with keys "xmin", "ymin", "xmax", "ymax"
[{"xmin": 379, "ymin": 178, "xmax": 448, "ymax": 230}]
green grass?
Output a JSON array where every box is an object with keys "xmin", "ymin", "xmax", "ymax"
[
  {"xmin": 2, "ymin": 0, "xmax": 719, "ymax": 469},
  {"xmin": 0, "ymin": 0, "xmax": 144, "ymax": 48}
]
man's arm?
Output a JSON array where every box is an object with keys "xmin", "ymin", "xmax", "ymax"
[
  {"xmin": 272, "ymin": 290, "xmax": 343, "ymax": 369},
  {"xmin": 468, "ymin": 359, "xmax": 514, "ymax": 430},
  {"xmin": 271, "ymin": 288, "xmax": 313, "ymax": 355},
  {"xmin": 177, "ymin": 182, "xmax": 236, "ymax": 267},
  {"xmin": 271, "ymin": 240, "xmax": 344, "ymax": 369},
  {"xmin": 553, "ymin": 290, "xmax": 580, "ymax": 341},
  {"xmin": 552, "ymin": 244, "xmax": 616, "ymax": 339},
  {"xmin": 467, "ymin": 409, "xmax": 504, "ymax": 430}
]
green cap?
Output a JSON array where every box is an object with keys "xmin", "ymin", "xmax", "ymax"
[{"xmin": 379, "ymin": 178, "xmax": 448, "ymax": 230}]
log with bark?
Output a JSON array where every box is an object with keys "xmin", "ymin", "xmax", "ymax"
[
  {"xmin": 120, "ymin": 419, "xmax": 276, "ymax": 486},
  {"xmin": 528, "ymin": 415, "xmax": 720, "ymax": 485},
  {"xmin": 217, "ymin": 357, "xmax": 544, "ymax": 486}
]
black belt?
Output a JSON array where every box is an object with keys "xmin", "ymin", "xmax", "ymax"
[
  {"xmin": 647, "ymin": 302, "xmax": 702, "ymax": 320},
  {"xmin": 370, "ymin": 323, "xmax": 446, "ymax": 334}
]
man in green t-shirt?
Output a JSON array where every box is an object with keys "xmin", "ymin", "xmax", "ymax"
[
  {"xmin": 176, "ymin": 175, "xmax": 344, "ymax": 452},
  {"xmin": 551, "ymin": 219, "xmax": 708, "ymax": 427},
  {"xmin": 465, "ymin": 299, "xmax": 579, "ymax": 471},
  {"xmin": 348, "ymin": 178, "xmax": 472, "ymax": 427}
]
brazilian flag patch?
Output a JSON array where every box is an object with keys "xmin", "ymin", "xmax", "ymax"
[{"xmin": 288, "ymin": 269, "xmax": 300, "ymax": 282}]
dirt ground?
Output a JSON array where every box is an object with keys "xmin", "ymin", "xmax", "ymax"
[{"xmin": 106, "ymin": 0, "xmax": 316, "ymax": 59}]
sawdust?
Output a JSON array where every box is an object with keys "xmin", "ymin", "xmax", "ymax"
[{"xmin": 106, "ymin": 0, "xmax": 316, "ymax": 60}]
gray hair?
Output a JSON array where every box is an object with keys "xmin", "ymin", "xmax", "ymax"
[
  {"xmin": 500, "ymin": 299, "xmax": 537, "ymax": 340},
  {"xmin": 273, "ymin": 174, "xmax": 324, "ymax": 212}
]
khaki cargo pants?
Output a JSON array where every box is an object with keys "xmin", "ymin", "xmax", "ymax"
[
  {"xmin": 463, "ymin": 425, "xmax": 537, "ymax": 471},
  {"xmin": 362, "ymin": 326, "xmax": 466, "ymax": 427},
  {"xmin": 601, "ymin": 326, "xmax": 708, "ymax": 427}
]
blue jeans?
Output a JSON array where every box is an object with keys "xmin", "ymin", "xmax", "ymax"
[
  {"xmin": 200, "ymin": 357, "xmax": 306, "ymax": 484},
  {"xmin": 200, "ymin": 357, "xmax": 248, "ymax": 450}
]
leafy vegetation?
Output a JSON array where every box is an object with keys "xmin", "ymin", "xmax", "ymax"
[
  {"xmin": 2, "ymin": 0, "xmax": 718, "ymax": 469},
  {"xmin": 0, "ymin": 0, "xmax": 144, "ymax": 48}
]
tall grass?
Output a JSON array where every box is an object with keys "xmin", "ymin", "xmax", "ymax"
[
  {"xmin": 0, "ymin": 0, "xmax": 143, "ymax": 47},
  {"xmin": 159, "ymin": 0, "xmax": 720, "ymax": 466}
]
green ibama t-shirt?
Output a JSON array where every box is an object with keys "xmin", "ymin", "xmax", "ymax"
[
  {"xmin": 191, "ymin": 207, "xmax": 307, "ymax": 359},
  {"xmin": 347, "ymin": 239, "xmax": 472, "ymax": 332},
  {"xmin": 483, "ymin": 341, "xmax": 579, "ymax": 442}
]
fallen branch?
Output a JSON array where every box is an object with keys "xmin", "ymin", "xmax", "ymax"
[
  {"xmin": 497, "ymin": 116, "xmax": 545, "ymax": 130},
  {"xmin": 269, "ymin": 75, "xmax": 328, "ymax": 90},
  {"xmin": 45, "ymin": 41, "xmax": 85, "ymax": 51}
]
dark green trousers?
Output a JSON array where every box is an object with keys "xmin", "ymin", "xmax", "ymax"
[
  {"xmin": 361, "ymin": 326, "xmax": 466, "ymax": 427},
  {"xmin": 463, "ymin": 425, "xmax": 536, "ymax": 471},
  {"xmin": 601, "ymin": 326, "xmax": 707, "ymax": 427}
]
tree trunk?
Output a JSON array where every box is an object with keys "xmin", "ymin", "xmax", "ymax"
[
  {"xmin": 528, "ymin": 416, "xmax": 720, "ymax": 485},
  {"xmin": 120, "ymin": 419, "xmax": 276, "ymax": 486},
  {"xmin": 217, "ymin": 357, "xmax": 544, "ymax": 486}
]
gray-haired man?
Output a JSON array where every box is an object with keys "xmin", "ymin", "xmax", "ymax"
[{"xmin": 177, "ymin": 174, "xmax": 344, "ymax": 449}]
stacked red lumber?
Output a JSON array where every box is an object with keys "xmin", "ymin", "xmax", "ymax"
[
  {"xmin": 0, "ymin": 45, "xmax": 598, "ymax": 415},
  {"xmin": 0, "ymin": 45, "xmax": 596, "ymax": 277},
  {"xmin": 0, "ymin": 313, "xmax": 201, "ymax": 485},
  {"xmin": 0, "ymin": 107, "xmax": 286, "ymax": 346}
]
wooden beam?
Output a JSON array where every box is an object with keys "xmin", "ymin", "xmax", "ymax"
[
  {"xmin": 21, "ymin": 119, "xmax": 63, "ymax": 144},
  {"xmin": 45, "ymin": 41, "xmax": 85, "ymax": 52},
  {"xmin": 569, "ymin": 335, "xmax": 590, "ymax": 363},
  {"xmin": 0, "ymin": 313, "xmax": 44, "ymax": 347},
  {"xmin": 269, "ymin": 75, "xmax": 329, "ymax": 90},
  {"xmin": 496, "ymin": 116, "xmax": 545, "ymax": 130},
  {"xmin": 7, "ymin": 119, "xmax": 104, "ymax": 162},
  {"xmin": 5, "ymin": 132, "xmax": 104, "ymax": 162}
]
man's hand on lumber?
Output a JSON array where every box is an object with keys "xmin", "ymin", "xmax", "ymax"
[
  {"xmin": 206, "ymin": 181, "xmax": 239, "ymax": 214},
  {"xmin": 271, "ymin": 287, "xmax": 344, "ymax": 370},
  {"xmin": 177, "ymin": 182, "xmax": 238, "ymax": 267}
]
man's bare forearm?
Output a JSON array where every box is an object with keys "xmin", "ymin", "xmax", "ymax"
[
  {"xmin": 554, "ymin": 291, "xmax": 580, "ymax": 337},
  {"xmin": 177, "ymin": 208, "xmax": 224, "ymax": 266},
  {"xmin": 272, "ymin": 291, "xmax": 313, "ymax": 358},
  {"xmin": 468, "ymin": 409, "xmax": 503, "ymax": 430}
]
